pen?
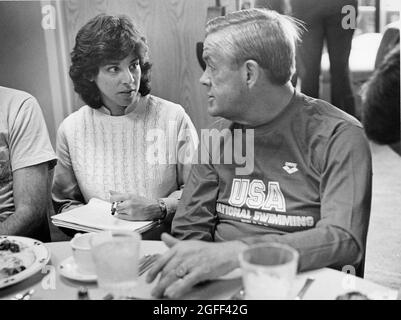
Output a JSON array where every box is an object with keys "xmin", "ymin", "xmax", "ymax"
[{"xmin": 111, "ymin": 201, "xmax": 118, "ymax": 216}]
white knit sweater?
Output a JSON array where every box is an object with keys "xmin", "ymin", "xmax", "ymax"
[{"xmin": 52, "ymin": 95, "xmax": 198, "ymax": 211}]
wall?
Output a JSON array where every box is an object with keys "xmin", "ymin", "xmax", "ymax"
[
  {"xmin": 61, "ymin": 0, "xmax": 217, "ymax": 132},
  {"xmin": 0, "ymin": 0, "xmax": 229, "ymax": 135},
  {"xmin": 0, "ymin": 1, "xmax": 56, "ymax": 146}
]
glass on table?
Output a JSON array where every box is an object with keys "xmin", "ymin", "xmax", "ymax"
[
  {"xmin": 238, "ymin": 243, "xmax": 299, "ymax": 300},
  {"xmin": 90, "ymin": 230, "xmax": 141, "ymax": 299}
]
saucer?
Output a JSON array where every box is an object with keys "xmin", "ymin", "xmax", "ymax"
[{"xmin": 58, "ymin": 256, "xmax": 97, "ymax": 282}]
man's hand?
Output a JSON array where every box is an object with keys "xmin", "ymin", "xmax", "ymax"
[
  {"xmin": 110, "ymin": 191, "xmax": 161, "ymax": 221},
  {"xmin": 146, "ymin": 233, "xmax": 247, "ymax": 299}
]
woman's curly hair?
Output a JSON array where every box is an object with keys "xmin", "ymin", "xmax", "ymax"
[{"xmin": 69, "ymin": 14, "xmax": 152, "ymax": 108}]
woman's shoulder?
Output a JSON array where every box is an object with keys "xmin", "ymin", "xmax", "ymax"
[
  {"xmin": 63, "ymin": 105, "xmax": 93, "ymax": 121},
  {"xmin": 58, "ymin": 105, "xmax": 93, "ymax": 131},
  {"xmin": 148, "ymin": 95, "xmax": 187, "ymax": 117}
]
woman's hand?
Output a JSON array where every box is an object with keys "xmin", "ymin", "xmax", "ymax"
[
  {"xmin": 110, "ymin": 190, "xmax": 162, "ymax": 221},
  {"xmin": 146, "ymin": 233, "xmax": 247, "ymax": 299}
]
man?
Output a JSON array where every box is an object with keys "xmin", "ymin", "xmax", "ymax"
[
  {"xmin": 146, "ymin": 9, "xmax": 372, "ymax": 299},
  {"xmin": 0, "ymin": 86, "xmax": 57, "ymax": 241}
]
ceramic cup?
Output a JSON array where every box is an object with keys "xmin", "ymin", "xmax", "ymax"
[{"xmin": 70, "ymin": 232, "xmax": 96, "ymax": 275}]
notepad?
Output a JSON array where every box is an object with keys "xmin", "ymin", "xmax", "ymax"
[{"xmin": 51, "ymin": 198, "xmax": 158, "ymax": 233}]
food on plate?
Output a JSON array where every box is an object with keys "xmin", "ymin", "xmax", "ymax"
[
  {"xmin": 0, "ymin": 239, "xmax": 36, "ymax": 280},
  {"xmin": 0, "ymin": 240, "xmax": 21, "ymax": 252}
]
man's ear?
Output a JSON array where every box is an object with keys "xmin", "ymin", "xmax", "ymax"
[{"xmin": 243, "ymin": 60, "xmax": 260, "ymax": 89}]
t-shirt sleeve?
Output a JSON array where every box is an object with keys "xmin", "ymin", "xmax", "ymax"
[
  {"xmin": 9, "ymin": 96, "xmax": 56, "ymax": 171},
  {"xmin": 241, "ymin": 125, "xmax": 372, "ymax": 272}
]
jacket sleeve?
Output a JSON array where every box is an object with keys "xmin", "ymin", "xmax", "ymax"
[{"xmin": 172, "ymin": 127, "xmax": 219, "ymax": 241}]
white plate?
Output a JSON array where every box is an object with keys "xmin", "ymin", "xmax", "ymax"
[
  {"xmin": 0, "ymin": 236, "xmax": 51, "ymax": 289},
  {"xmin": 58, "ymin": 256, "xmax": 97, "ymax": 282}
]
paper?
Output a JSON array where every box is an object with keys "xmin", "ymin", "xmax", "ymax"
[{"xmin": 51, "ymin": 198, "xmax": 157, "ymax": 233}]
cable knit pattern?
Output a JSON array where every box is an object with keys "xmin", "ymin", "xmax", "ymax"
[{"xmin": 57, "ymin": 95, "xmax": 196, "ymax": 204}]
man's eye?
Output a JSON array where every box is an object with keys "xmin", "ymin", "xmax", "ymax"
[{"xmin": 207, "ymin": 64, "xmax": 215, "ymax": 71}]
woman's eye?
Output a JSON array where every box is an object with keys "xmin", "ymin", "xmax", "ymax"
[
  {"xmin": 108, "ymin": 66, "xmax": 119, "ymax": 73},
  {"xmin": 130, "ymin": 62, "xmax": 139, "ymax": 70}
]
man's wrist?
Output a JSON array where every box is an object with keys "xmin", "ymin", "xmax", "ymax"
[{"xmin": 222, "ymin": 240, "xmax": 249, "ymax": 269}]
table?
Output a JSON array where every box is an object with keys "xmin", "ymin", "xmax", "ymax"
[{"xmin": 0, "ymin": 241, "xmax": 398, "ymax": 300}]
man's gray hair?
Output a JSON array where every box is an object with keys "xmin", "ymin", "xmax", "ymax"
[{"xmin": 205, "ymin": 8, "xmax": 302, "ymax": 85}]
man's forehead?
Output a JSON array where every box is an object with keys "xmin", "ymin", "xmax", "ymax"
[
  {"xmin": 204, "ymin": 32, "xmax": 222, "ymax": 46},
  {"xmin": 203, "ymin": 34, "xmax": 221, "ymax": 58}
]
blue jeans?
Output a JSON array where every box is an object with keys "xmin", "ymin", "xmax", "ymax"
[{"xmin": 292, "ymin": 0, "xmax": 358, "ymax": 116}]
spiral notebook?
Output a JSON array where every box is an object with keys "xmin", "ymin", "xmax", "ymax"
[{"xmin": 51, "ymin": 198, "xmax": 158, "ymax": 233}]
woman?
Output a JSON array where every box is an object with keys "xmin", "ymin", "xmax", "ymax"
[{"xmin": 52, "ymin": 14, "xmax": 198, "ymax": 223}]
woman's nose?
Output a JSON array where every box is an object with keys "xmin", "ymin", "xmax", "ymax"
[{"xmin": 122, "ymin": 69, "xmax": 135, "ymax": 85}]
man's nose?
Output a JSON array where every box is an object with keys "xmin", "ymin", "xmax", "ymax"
[{"xmin": 199, "ymin": 71, "xmax": 210, "ymax": 86}]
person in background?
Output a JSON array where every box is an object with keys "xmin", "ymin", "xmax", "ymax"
[
  {"xmin": 374, "ymin": 21, "xmax": 399, "ymax": 69},
  {"xmin": 361, "ymin": 45, "xmax": 400, "ymax": 152},
  {"xmin": 254, "ymin": 0, "xmax": 292, "ymax": 15},
  {"xmin": 254, "ymin": 0, "xmax": 297, "ymax": 86},
  {"xmin": 0, "ymin": 86, "xmax": 57, "ymax": 241},
  {"xmin": 291, "ymin": 0, "xmax": 358, "ymax": 116},
  {"xmin": 240, "ymin": 1, "xmax": 252, "ymax": 10},
  {"xmin": 146, "ymin": 8, "xmax": 372, "ymax": 299},
  {"xmin": 52, "ymin": 14, "xmax": 198, "ymax": 226}
]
